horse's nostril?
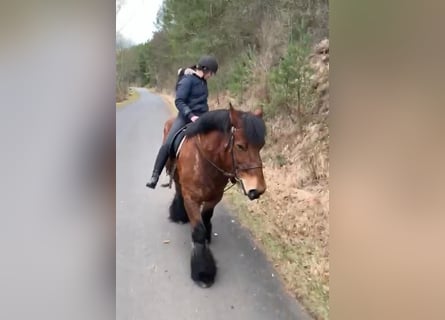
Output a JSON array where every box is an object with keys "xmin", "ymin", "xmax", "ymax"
[{"xmin": 247, "ymin": 189, "xmax": 260, "ymax": 200}]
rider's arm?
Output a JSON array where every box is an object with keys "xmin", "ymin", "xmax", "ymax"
[{"xmin": 175, "ymin": 77, "xmax": 195, "ymax": 120}]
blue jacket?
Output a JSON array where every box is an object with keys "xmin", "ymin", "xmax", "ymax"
[{"xmin": 175, "ymin": 74, "xmax": 209, "ymax": 120}]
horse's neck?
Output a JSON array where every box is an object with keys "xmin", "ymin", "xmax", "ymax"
[{"xmin": 197, "ymin": 131, "xmax": 230, "ymax": 168}]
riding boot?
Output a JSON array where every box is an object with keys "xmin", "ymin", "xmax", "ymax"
[
  {"xmin": 145, "ymin": 171, "xmax": 160, "ymax": 189},
  {"xmin": 146, "ymin": 145, "xmax": 169, "ymax": 189}
]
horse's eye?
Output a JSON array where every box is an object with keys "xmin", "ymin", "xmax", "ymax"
[{"xmin": 236, "ymin": 144, "xmax": 247, "ymax": 151}]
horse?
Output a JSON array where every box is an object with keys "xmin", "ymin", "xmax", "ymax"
[{"xmin": 162, "ymin": 103, "xmax": 267, "ymax": 288}]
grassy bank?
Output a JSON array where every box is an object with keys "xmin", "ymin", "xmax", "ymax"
[{"xmin": 116, "ymin": 87, "xmax": 140, "ymax": 108}]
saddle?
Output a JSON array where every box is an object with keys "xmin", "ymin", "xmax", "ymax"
[
  {"xmin": 162, "ymin": 125, "xmax": 188, "ymax": 188},
  {"xmin": 168, "ymin": 125, "xmax": 188, "ymax": 158}
]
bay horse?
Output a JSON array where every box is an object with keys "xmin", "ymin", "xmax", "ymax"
[{"xmin": 162, "ymin": 103, "xmax": 267, "ymax": 288}]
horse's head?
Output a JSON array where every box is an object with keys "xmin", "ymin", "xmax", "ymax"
[{"xmin": 228, "ymin": 103, "xmax": 267, "ymax": 200}]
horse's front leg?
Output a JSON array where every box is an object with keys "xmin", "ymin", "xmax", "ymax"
[
  {"xmin": 202, "ymin": 207, "xmax": 214, "ymax": 244},
  {"xmin": 183, "ymin": 197, "xmax": 217, "ymax": 288}
]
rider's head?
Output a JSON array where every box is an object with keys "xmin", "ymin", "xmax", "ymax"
[{"xmin": 196, "ymin": 55, "xmax": 218, "ymax": 80}]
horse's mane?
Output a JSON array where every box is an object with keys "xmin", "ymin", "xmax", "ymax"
[
  {"xmin": 185, "ymin": 110, "xmax": 231, "ymax": 137},
  {"xmin": 185, "ymin": 109, "xmax": 266, "ymax": 147}
]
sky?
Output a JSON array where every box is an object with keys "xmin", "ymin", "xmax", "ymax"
[{"xmin": 116, "ymin": 0, "xmax": 164, "ymax": 45}]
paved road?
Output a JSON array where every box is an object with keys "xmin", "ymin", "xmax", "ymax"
[{"xmin": 116, "ymin": 88, "xmax": 310, "ymax": 320}]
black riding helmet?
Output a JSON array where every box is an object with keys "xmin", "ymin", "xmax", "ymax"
[{"xmin": 197, "ymin": 55, "xmax": 218, "ymax": 74}]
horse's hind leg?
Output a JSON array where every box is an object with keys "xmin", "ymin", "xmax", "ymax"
[
  {"xmin": 169, "ymin": 190, "xmax": 189, "ymax": 223},
  {"xmin": 184, "ymin": 199, "xmax": 217, "ymax": 288},
  {"xmin": 202, "ymin": 208, "xmax": 214, "ymax": 244}
]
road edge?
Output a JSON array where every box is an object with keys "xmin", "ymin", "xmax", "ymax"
[
  {"xmin": 116, "ymin": 87, "xmax": 140, "ymax": 109},
  {"xmin": 148, "ymin": 87, "xmax": 178, "ymax": 116}
]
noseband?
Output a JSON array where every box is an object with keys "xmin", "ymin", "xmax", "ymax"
[{"xmin": 194, "ymin": 126, "xmax": 263, "ymax": 182}]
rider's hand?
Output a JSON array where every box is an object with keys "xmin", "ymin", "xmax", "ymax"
[{"xmin": 190, "ymin": 115, "xmax": 199, "ymax": 122}]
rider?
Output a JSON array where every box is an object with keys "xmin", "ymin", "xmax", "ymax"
[{"xmin": 146, "ymin": 55, "xmax": 219, "ymax": 189}]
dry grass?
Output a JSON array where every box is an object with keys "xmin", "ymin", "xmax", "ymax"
[
  {"xmin": 309, "ymin": 39, "xmax": 329, "ymax": 115},
  {"xmin": 221, "ymin": 39, "xmax": 330, "ymax": 320},
  {"xmin": 116, "ymin": 87, "xmax": 140, "ymax": 108}
]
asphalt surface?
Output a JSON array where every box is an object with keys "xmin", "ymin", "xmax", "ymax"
[{"xmin": 116, "ymin": 88, "xmax": 311, "ymax": 320}]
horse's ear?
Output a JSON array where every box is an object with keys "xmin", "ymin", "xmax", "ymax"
[
  {"xmin": 253, "ymin": 108, "xmax": 263, "ymax": 118},
  {"xmin": 228, "ymin": 102, "xmax": 239, "ymax": 126}
]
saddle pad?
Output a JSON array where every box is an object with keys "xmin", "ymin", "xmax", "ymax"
[{"xmin": 175, "ymin": 136, "xmax": 187, "ymax": 158}]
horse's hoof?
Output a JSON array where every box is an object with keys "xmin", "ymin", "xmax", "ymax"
[{"xmin": 191, "ymin": 245, "xmax": 217, "ymax": 287}]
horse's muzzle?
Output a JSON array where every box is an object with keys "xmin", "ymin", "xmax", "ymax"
[{"xmin": 247, "ymin": 189, "xmax": 262, "ymax": 200}]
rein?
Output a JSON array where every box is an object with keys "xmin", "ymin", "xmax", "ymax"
[
  {"xmin": 194, "ymin": 134, "xmax": 236, "ymax": 178},
  {"xmin": 194, "ymin": 126, "xmax": 263, "ymax": 192}
]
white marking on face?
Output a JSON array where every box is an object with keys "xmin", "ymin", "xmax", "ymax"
[{"xmin": 240, "ymin": 175, "xmax": 260, "ymax": 192}]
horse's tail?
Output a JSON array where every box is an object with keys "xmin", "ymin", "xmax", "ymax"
[{"xmin": 163, "ymin": 117, "xmax": 175, "ymax": 143}]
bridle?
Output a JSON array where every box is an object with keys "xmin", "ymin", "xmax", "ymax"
[{"xmin": 194, "ymin": 126, "xmax": 263, "ymax": 191}]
